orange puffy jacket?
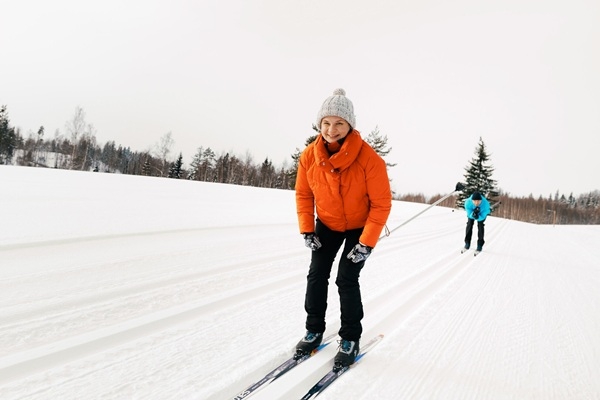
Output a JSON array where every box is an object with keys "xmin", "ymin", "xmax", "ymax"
[{"xmin": 295, "ymin": 130, "xmax": 392, "ymax": 248}]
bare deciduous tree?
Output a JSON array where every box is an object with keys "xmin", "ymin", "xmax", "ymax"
[
  {"xmin": 153, "ymin": 132, "xmax": 175, "ymax": 176},
  {"xmin": 65, "ymin": 106, "xmax": 87, "ymax": 169}
]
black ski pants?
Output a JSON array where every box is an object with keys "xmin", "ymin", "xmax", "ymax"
[
  {"xmin": 465, "ymin": 218, "xmax": 485, "ymax": 248},
  {"xmin": 303, "ymin": 219, "xmax": 365, "ymax": 342}
]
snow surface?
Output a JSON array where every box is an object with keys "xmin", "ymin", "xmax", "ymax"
[{"xmin": 1, "ymin": 165, "xmax": 599, "ymax": 400}]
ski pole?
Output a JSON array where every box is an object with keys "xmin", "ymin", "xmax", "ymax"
[{"xmin": 378, "ymin": 182, "xmax": 465, "ymax": 241}]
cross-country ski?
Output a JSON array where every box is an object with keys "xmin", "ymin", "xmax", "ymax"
[
  {"xmin": 231, "ymin": 334, "xmax": 336, "ymax": 399},
  {"xmin": 299, "ymin": 334, "xmax": 384, "ymax": 399}
]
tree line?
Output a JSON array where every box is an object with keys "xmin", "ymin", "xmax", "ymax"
[
  {"xmin": 2, "ymin": 105, "xmax": 598, "ymax": 224},
  {"xmin": 1, "ymin": 106, "xmax": 295, "ymax": 189},
  {"xmin": 1, "ymin": 106, "xmax": 397, "ymax": 192},
  {"xmin": 397, "ymin": 191, "xmax": 600, "ymax": 225}
]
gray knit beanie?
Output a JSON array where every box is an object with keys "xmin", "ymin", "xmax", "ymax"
[{"xmin": 316, "ymin": 88, "xmax": 356, "ymax": 131}]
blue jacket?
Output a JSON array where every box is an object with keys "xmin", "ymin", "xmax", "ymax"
[{"xmin": 465, "ymin": 195, "xmax": 491, "ymax": 222}]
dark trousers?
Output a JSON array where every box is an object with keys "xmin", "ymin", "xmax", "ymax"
[
  {"xmin": 304, "ymin": 219, "xmax": 365, "ymax": 341},
  {"xmin": 465, "ymin": 218, "xmax": 485, "ymax": 248}
]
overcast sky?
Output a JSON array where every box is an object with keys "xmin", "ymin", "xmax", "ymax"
[{"xmin": 2, "ymin": 0, "xmax": 599, "ymax": 197}]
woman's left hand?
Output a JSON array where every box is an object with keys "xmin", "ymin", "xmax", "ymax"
[{"xmin": 347, "ymin": 243, "xmax": 372, "ymax": 263}]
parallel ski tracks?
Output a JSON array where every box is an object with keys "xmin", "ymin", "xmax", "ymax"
[
  {"xmin": 241, "ymin": 220, "xmax": 513, "ymax": 398},
  {"xmin": 238, "ymin": 249, "xmax": 484, "ymax": 399},
  {"xmin": 0, "ymin": 226, "xmax": 309, "ymax": 384},
  {"xmin": 0, "ymin": 269, "xmax": 305, "ymax": 384},
  {"xmin": 1, "ymin": 218, "xmax": 514, "ymax": 395}
]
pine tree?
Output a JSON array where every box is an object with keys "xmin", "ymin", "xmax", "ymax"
[
  {"xmin": 457, "ymin": 137, "xmax": 498, "ymax": 208},
  {"xmin": 288, "ymin": 133, "xmax": 318, "ymax": 189},
  {"xmin": 141, "ymin": 158, "xmax": 151, "ymax": 176},
  {"xmin": 200, "ymin": 147, "xmax": 216, "ymax": 182},
  {"xmin": 364, "ymin": 125, "xmax": 397, "ymax": 168},
  {"xmin": 188, "ymin": 147, "xmax": 204, "ymax": 180},
  {"xmin": 0, "ymin": 105, "xmax": 18, "ymax": 164},
  {"xmin": 168, "ymin": 152, "xmax": 183, "ymax": 179},
  {"xmin": 259, "ymin": 157, "xmax": 275, "ymax": 188}
]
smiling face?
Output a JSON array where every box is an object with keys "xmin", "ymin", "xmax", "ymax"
[{"xmin": 320, "ymin": 116, "xmax": 351, "ymax": 143}]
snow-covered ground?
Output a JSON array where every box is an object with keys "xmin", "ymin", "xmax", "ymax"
[{"xmin": 1, "ymin": 165, "xmax": 599, "ymax": 400}]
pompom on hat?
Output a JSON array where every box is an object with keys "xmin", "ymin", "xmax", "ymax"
[{"xmin": 316, "ymin": 88, "xmax": 356, "ymax": 131}]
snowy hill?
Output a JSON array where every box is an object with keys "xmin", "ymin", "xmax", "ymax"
[{"xmin": 1, "ymin": 165, "xmax": 599, "ymax": 400}]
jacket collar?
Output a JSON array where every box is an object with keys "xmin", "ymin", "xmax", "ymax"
[{"xmin": 314, "ymin": 130, "xmax": 363, "ymax": 171}]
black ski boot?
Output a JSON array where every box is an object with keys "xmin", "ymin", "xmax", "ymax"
[
  {"xmin": 333, "ymin": 339, "xmax": 359, "ymax": 370},
  {"xmin": 295, "ymin": 332, "xmax": 323, "ymax": 359}
]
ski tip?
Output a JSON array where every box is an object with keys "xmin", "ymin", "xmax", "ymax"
[
  {"xmin": 363, "ymin": 334, "xmax": 384, "ymax": 345},
  {"xmin": 360, "ymin": 334, "xmax": 385, "ymax": 351},
  {"xmin": 373, "ymin": 334, "xmax": 385, "ymax": 345}
]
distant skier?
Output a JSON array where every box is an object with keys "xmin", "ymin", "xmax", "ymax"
[
  {"xmin": 463, "ymin": 192, "xmax": 491, "ymax": 253},
  {"xmin": 294, "ymin": 88, "xmax": 392, "ymax": 369}
]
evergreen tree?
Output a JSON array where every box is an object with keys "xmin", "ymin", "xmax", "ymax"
[
  {"xmin": 457, "ymin": 137, "xmax": 498, "ymax": 208},
  {"xmin": 288, "ymin": 134, "xmax": 318, "ymax": 189},
  {"xmin": 0, "ymin": 105, "xmax": 19, "ymax": 164},
  {"xmin": 364, "ymin": 125, "xmax": 396, "ymax": 168},
  {"xmin": 200, "ymin": 147, "xmax": 216, "ymax": 181},
  {"xmin": 188, "ymin": 147, "xmax": 204, "ymax": 180},
  {"xmin": 169, "ymin": 152, "xmax": 184, "ymax": 179},
  {"xmin": 142, "ymin": 159, "xmax": 151, "ymax": 176},
  {"xmin": 215, "ymin": 152, "xmax": 231, "ymax": 183},
  {"xmin": 364, "ymin": 125, "xmax": 397, "ymax": 194},
  {"xmin": 259, "ymin": 157, "xmax": 275, "ymax": 188}
]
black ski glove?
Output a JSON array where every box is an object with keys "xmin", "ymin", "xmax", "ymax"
[
  {"xmin": 303, "ymin": 233, "xmax": 322, "ymax": 251},
  {"xmin": 347, "ymin": 242, "xmax": 372, "ymax": 263},
  {"xmin": 472, "ymin": 206, "xmax": 480, "ymax": 219}
]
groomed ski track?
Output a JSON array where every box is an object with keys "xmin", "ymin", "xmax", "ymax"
[
  {"xmin": 2, "ymin": 168, "xmax": 599, "ymax": 399},
  {"xmin": 230, "ymin": 218, "xmax": 512, "ymax": 399}
]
